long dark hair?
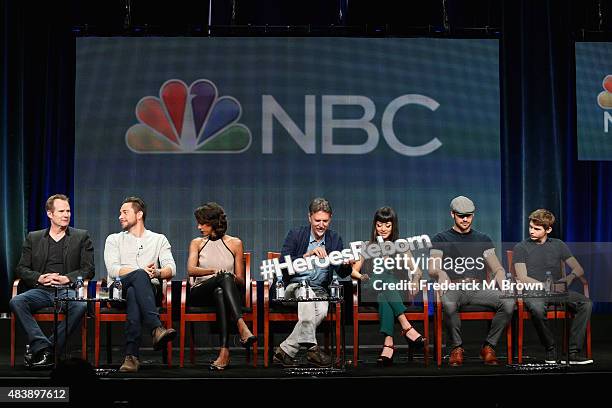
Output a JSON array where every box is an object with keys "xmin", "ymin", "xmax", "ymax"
[{"xmin": 370, "ymin": 206, "xmax": 399, "ymax": 243}]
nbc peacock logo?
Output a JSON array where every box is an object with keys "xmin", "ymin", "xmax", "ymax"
[
  {"xmin": 597, "ymin": 75, "xmax": 612, "ymax": 109},
  {"xmin": 126, "ymin": 79, "xmax": 252, "ymax": 153}
]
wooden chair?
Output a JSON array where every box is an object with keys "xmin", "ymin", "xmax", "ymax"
[
  {"xmin": 506, "ymin": 250, "xmax": 592, "ymax": 363},
  {"xmin": 434, "ymin": 271, "xmax": 513, "ymax": 366},
  {"xmin": 263, "ymin": 252, "xmax": 341, "ymax": 367},
  {"xmin": 352, "ymin": 277, "xmax": 429, "ymax": 367},
  {"xmin": 10, "ymin": 278, "xmax": 89, "ymax": 367},
  {"xmin": 179, "ymin": 252, "xmax": 258, "ymax": 367},
  {"xmin": 93, "ymin": 277, "xmax": 173, "ymax": 367}
]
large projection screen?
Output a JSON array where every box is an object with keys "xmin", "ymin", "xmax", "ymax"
[{"xmin": 75, "ymin": 37, "xmax": 501, "ymax": 279}]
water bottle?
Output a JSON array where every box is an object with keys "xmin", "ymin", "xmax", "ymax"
[
  {"xmin": 330, "ymin": 276, "xmax": 340, "ymax": 298},
  {"xmin": 75, "ymin": 276, "xmax": 85, "ymax": 299},
  {"xmin": 544, "ymin": 271, "xmax": 552, "ymax": 294},
  {"xmin": 297, "ymin": 281, "xmax": 306, "ymax": 300},
  {"xmin": 112, "ymin": 277, "xmax": 123, "ymax": 300},
  {"xmin": 275, "ymin": 276, "xmax": 285, "ymax": 299}
]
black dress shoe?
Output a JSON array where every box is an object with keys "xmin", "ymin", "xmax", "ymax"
[
  {"xmin": 24, "ymin": 348, "xmax": 34, "ymax": 368},
  {"xmin": 30, "ymin": 349, "xmax": 54, "ymax": 370}
]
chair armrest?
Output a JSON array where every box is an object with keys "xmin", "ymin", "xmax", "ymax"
[
  {"xmin": 94, "ymin": 279, "xmax": 106, "ymax": 316},
  {"xmin": 351, "ymin": 278, "xmax": 359, "ymax": 309},
  {"xmin": 163, "ymin": 279, "xmax": 172, "ymax": 310},
  {"xmin": 263, "ymin": 280, "xmax": 270, "ymax": 310},
  {"xmin": 11, "ymin": 279, "xmax": 21, "ymax": 298},
  {"xmin": 180, "ymin": 279, "xmax": 188, "ymax": 312},
  {"xmin": 83, "ymin": 279, "xmax": 90, "ymax": 297},
  {"xmin": 251, "ymin": 280, "xmax": 258, "ymax": 311},
  {"xmin": 578, "ymin": 275, "xmax": 590, "ymax": 298},
  {"xmin": 95, "ymin": 279, "xmax": 107, "ymax": 296}
]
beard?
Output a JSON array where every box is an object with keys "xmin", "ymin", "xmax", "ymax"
[
  {"xmin": 455, "ymin": 221, "xmax": 472, "ymax": 232},
  {"xmin": 122, "ymin": 219, "xmax": 137, "ymax": 231}
]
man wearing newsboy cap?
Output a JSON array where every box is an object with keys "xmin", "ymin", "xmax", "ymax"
[{"xmin": 428, "ymin": 196, "xmax": 514, "ymax": 366}]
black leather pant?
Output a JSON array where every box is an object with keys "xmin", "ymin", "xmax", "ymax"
[{"xmin": 190, "ymin": 273, "xmax": 243, "ymax": 347}]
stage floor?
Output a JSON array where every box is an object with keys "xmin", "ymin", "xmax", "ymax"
[
  {"xmin": 2, "ymin": 312, "xmax": 612, "ymax": 406},
  {"xmin": 0, "ymin": 343, "xmax": 610, "ymax": 406}
]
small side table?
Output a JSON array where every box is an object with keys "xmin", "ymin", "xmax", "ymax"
[
  {"xmin": 272, "ymin": 296, "xmax": 346, "ymax": 375},
  {"xmin": 52, "ymin": 287, "xmax": 125, "ymax": 366},
  {"xmin": 500, "ymin": 290, "xmax": 569, "ymax": 371}
]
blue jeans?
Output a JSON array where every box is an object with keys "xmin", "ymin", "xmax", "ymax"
[
  {"xmin": 119, "ymin": 269, "xmax": 162, "ymax": 357},
  {"xmin": 9, "ymin": 287, "xmax": 87, "ymax": 355}
]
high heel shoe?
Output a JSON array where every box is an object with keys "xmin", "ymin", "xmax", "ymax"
[
  {"xmin": 376, "ymin": 344, "xmax": 395, "ymax": 366},
  {"xmin": 401, "ymin": 326, "xmax": 426, "ymax": 348},
  {"xmin": 239, "ymin": 335, "xmax": 257, "ymax": 348},
  {"xmin": 209, "ymin": 358, "xmax": 230, "ymax": 371}
]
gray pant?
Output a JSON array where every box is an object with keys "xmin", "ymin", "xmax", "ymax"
[
  {"xmin": 280, "ymin": 283, "xmax": 329, "ymax": 358},
  {"xmin": 523, "ymin": 290, "xmax": 592, "ymax": 353},
  {"xmin": 441, "ymin": 289, "xmax": 515, "ymax": 350}
]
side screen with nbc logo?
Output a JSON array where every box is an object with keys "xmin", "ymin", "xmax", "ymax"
[{"xmin": 576, "ymin": 42, "xmax": 612, "ymax": 160}]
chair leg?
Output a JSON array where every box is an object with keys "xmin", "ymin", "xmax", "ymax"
[
  {"xmin": 180, "ymin": 315, "xmax": 186, "ymax": 367},
  {"xmin": 10, "ymin": 316, "xmax": 16, "ymax": 368},
  {"xmin": 189, "ymin": 323, "xmax": 195, "ymax": 365},
  {"xmin": 518, "ymin": 316, "xmax": 524, "ymax": 364},
  {"xmin": 563, "ymin": 317, "xmax": 568, "ymax": 354},
  {"xmin": 436, "ymin": 308, "xmax": 442, "ymax": 366},
  {"xmin": 586, "ymin": 321, "xmax": 592, "ymax": 359},
  {"xmin": 335, "ymin": 306, "xmax": 341, "ymax": 363},
  {"xmin": 81, "ymin": 316, "xmax": 87, "ymax": 361},
  {"xmin": 424, "ymin": 315, "xmax": 430, "ymax": 367},
  {"xmin": 353, "ymin": 317, "xmax": 359, "ymax": 368},
  {"xmin": 166, "ymin": 318, "xmax": 172, "ymax": 368},
  {"xmin": 94, "ymin": 316, "xmax": 100, "ymax": 367},
  {"xmin": 106, "ymin": 322, "xmax": 112, "ymax": 364},
  {"xmin": 507, "ymin": 325, "xmax": 512, "ymax": 364},
  {"xmin": 323, "ymin": 320, "xmax": 330, "ymax": 353},
  {"xmin": 264, "ymin": 318, "xmax": 269, "ymax": 368},
  {"xmin": 252, "ymin": 316, "xmax": 258, "ymax": 368}
]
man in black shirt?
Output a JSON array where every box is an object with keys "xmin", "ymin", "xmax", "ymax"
[
  {"xmin": 429, "ymin": 196, "xmax": 514, "ymax": 366},
  {"xmin": 512, "ymin": 209, "xmax": 592, "ymax": 364},
  {"xmin": 9, "ymin": 194, "xmax": 95, "ymax": 369}
]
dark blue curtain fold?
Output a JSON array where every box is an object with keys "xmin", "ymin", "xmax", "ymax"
[
  {"xmin": 501, "ymin": 0, "xmax": 611, "ymax": 312},
  {"xmin": 0, "ymin": 1, "xmax": 74, "ymax": 310}
]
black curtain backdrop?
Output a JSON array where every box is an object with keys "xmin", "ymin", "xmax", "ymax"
[
  {"xmin": 1, "ymin": 0, "xmax": 611, "ymax": 311},
  {"xmin": 1, "ymin": 1, "xmax": 74, "ymax": 309}
]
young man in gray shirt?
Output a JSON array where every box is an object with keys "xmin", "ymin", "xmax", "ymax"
[
  {"xmin": 512, "ymin": 209, "xmax": 593, "ymax": 364},
  {"xmin": 104, "ymin": 196, "xmax": 177, "ymax": 372}
]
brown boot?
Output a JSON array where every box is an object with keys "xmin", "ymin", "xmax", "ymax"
[
  {"xmin": 151, "ymin": 326, "xmax": 177, "ymax": 351},
  {"xmin": 480, "ymin": 345, "xmax": 499, "ymax": 365},
  {"xmin": 449, "ymin": 347, "xmax": 464, "ymax": 367},
  {"xmin": 119, "ymin": 355, "xmax": 140, "ymax": 373},
  {"xmin": 306, "ymin": 345, "xmax": 331, "ymax": 367}
]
